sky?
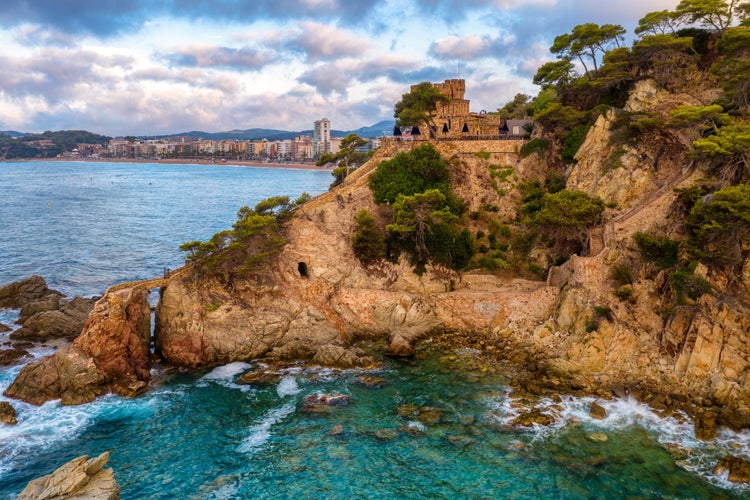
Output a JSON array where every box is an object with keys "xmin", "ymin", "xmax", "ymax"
[{"xmin": 0, "ymin": 0, "xmax": 680, "ymax": 137}]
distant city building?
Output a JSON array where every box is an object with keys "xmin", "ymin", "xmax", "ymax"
[{"xmin": 313, "ymin": 117, "xmax": 331, "ymax": 158}]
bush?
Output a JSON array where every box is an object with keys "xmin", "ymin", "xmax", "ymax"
[
  {"xmin": 352, "ymin": 209, "xmax": 387, "ymax": 264},
  {"xmin": 521, "ymin": 138, "xmax": 549, "ymax": 158},
  {"xmin": 611, "ymin": 262, "xmax": 633, "ymax": 285},
  {"xmin": 369, "ymin": 143, "xmax": 452, "ymax": 205},
  {"xmin": 634, "ymin": 232, "xmax": 679, "ymax": 269},
  {"xmin": 613, "ymin": 285, "xmax": 634, "ymax": 301},
  {"xmin": 180, "ymin": 196, "xmax": 298, "ymax": 280},
  {"xmin": 562, "ymin": 125, "xmax": 590, "ymax": 164},
  {"xmin": 669, "ymin": 268, "xmax": 712, "ymax": 304}
]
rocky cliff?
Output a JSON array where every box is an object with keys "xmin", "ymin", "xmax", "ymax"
[{"xmin": 6, "ymin": 81, "xmax": 750, "ymax": 436}]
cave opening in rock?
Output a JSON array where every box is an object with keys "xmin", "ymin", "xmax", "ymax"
[{"xmin": 298, "ymin": 262, "xmax": 309, "ymax": 278}]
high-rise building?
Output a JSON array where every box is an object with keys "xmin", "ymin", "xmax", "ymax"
[{"xmin": 313, "ymin": 117, "xmax": 331, "ymax": 158}]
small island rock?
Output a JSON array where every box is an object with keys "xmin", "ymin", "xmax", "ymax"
[{"xmin": 18, "ymin": 451, "xmax": 119, "ymax": 499}]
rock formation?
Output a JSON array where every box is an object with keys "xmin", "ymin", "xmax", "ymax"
[
  {"xmin": 4, "ymin": 286, "xmax": 151, "ymax": 405},
  {"xmin": 18, "ymin": 451, "xmax": 119, "ymax": 499},
  {"xmin": 0, "ymin": 275, "xmax": 96, "ymax": 341}
]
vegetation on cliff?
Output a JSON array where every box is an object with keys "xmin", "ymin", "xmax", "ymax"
[
  {"xmin": 363, "ymin": 144, "xmax": 473, "ymax": 273},
  {"xmin": 180, "ymin": 194, "xmax": 310, "ymax": 281}
]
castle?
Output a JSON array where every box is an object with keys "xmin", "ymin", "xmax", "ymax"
[{"xmin": 410, "ymin": 79, "xmax": 531, "ymax": 140}]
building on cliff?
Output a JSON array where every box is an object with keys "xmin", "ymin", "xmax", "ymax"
[{"xmin": 411, "ymin": 79, "xmax": 532, "ymax": 140}]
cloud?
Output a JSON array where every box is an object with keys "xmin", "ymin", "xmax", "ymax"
[
  {"xmin": 165, "ymin": 45, "xmax": 272, "ymax": 70},
  {"xmin": 277, "ymin": 22, "xmax": 373, "ymax": 62},
  {"xmin": 429, "ymin": 34, "xmax": 508, "ymax": 60}
]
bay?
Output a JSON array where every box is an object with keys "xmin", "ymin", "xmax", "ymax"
[{"xmin": 0, "ymin": 161, "xmax": 747, "ymax": 499}]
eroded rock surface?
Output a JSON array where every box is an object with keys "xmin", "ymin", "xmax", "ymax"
[{"xmin": 18, "ymin": 451, "xmax": 119, "ymax": 500}]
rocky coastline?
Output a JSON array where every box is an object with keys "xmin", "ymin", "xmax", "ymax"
[{"xmin": 2, "ymin": 78, "xmax": 750, "ymax": 487}]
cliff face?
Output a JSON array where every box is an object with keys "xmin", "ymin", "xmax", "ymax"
[{"xmin": 155, "ymin": 139, "xmax": 559, "ymax": 369}]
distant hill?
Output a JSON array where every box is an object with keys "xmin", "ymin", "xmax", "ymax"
[
  {"xmin": 0, "ymin": 130, "xmax": 28, "ymax": 138},
  {"xmin": 142, "ymin": 120, "xmax": 396, "ymax": 141}
]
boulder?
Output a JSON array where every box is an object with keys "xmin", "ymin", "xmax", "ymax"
[
  {"xmin": 589, "ymin": 401, "xmax": 607, "ymax": 420},
  {"xmin": 0, "ymin": 401, "xmax": 17, "ymax": 425},
  {"xmin": 386, "ymin": 335, "xmax": 415, "ymax": 358},
  {"xmin": 0, "ymin": 275, "xmax": 60, "ymax": 309},
  {"xmin": 236, "ymin": 369, "xmax": 282, "ymax": 386},
  {"xmin": 17, "ymin": 451, "xmax": 120, "ymax": 499},
  {"xmin": 3, "ymin": 347, "xmax": 105, "ymax": 405},
  {"xmin": 694, "ymin": 410, "xmax": 718, "ymax": 441},
  {"xmin": 714, "ymin": 455, "xmax": 750, "ymax": 484},
  {"xmin": 0, "ymin": 347, "xmax": 30, "ymax": 366},
  {"xmin": 311, "ymin": 344, "xmax": 378, "ymax": 369},
  {"xmin": 13, "ymin": 296, "xmax": 96, "ymax": 341},
  {"xmin": 0, "ymin": 322, "xmax": 10, "ymax": 333},
  {"xmin": 511, "ymin": 408, "xmax": 556, "ymax": 428}
]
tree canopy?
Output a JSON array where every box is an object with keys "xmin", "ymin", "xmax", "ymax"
[{"xmin": 393, "ymin": 82, "xmax": 450, "ymax": 137}]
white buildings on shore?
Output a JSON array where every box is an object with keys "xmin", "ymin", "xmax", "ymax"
[{"xmin": 102, "ymin": 117, "xmax": 373, "ymax": 161}]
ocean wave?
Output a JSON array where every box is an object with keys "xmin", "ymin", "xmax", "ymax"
[{"xmin": 237, "ymin": 403, "xmax": 295, "ymax": 454}]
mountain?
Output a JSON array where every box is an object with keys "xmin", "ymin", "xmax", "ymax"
[{"xmin": 142, "ymin": 120, "xmax": 396, "ymax": 141}]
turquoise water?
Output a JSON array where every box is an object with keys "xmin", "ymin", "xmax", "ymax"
[{"xmin": 0, "ymin": 161, "xmax": 748, "ymax": 498}]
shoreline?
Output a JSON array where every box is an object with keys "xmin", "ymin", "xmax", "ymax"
[{"xmin": 2, "ymin": 157, "xmax": 334, "ymax": 171}]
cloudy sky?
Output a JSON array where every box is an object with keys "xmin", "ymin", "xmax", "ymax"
[{"xmin": 0, "ymin": 0, "xmax": 679, "ymax": 136}]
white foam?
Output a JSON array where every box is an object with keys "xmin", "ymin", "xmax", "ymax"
[
  {"xmin": 484, "ymin": 391, "xmax": 750, "ymax": 493},
  {"xmin": 276, "ymin": 376, "xmax": 300, "ymax": 397},
  {"xmin": 237, "ymin": 403, "xmax": 295, "ymax": 454},
  {"xmin": 197, "ymin": 362, "xmax": 254, "ymax": 392}
]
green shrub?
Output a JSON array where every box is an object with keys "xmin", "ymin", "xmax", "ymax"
[
  {"xmin": 544, "ymin": 171, "xmax": 566, "ymax": 194},
  {"xmin": 521, "ymin": 138, "xmax": 549, "ymax": 158},
  {"xmin": 611, "ymin": 262, "xmax": 634, "ymax": 285},
  {"xmin": 634, "ymin": 232, "xmax": 679, "ymax": 269},
  {"xmin": 352, "ymin": 209, "xmax": 387, "ymax": 264},
  {"xmin": 476, "ymin": 151, "xmax": 491, "ymax": 160},
  {"xmin": 562, "ymin": 125, "xmax": 590, "ymax": 164},
  {"xmin": 613, "ymin": 285, "xmax": 634, "ymax": 301},
  {"xmin": 369, "ymin": 143, "xmax": 452, "ymax": 205},
  {"xmin": 180, "ymin": 196, "xmax": 298, "ymax": 280},
  {"xmin": 669, "ymin": 268, "xmax": 712, "ymax": 304},
  {"xmin": 206, "ymin": 302, "xmax": 221, "ymax": 312}
]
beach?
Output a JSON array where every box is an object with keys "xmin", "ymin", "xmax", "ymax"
[{"xmin": 3, "ymin": 157, "xmax": 334, "ymax": 171}]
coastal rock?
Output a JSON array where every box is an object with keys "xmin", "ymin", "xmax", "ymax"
[
  {"xmin": 0, "ymin": 322, "xmax": 10, "ymax": 333},
  {"xmin": 357, "ymin": 376, "xmax": 386, "ymax": 388},
  {"xmin": 0, "ymin": 275, "xmax": 61, "ymax": 309},
  {"xmin": 511, "ymin": 408, "xmax": 556, "ymax": 428},
  {"xmin": 236, "ymin": 369, "xmax": 282, "ymax": 386},
  {"xmin": 0, "ymin": 347, "xmax": 30, "ymax": 366},
  {"xmin": 18, "ymin": 451, "xmax": 120, "ymax": 500},
  {"xmin": 12, "ymin": 296, "xmax": 96, "ymax": 341},
  {"xmin": 589, "ymin": 401, "xmax": 607, "ymax": 420},
  {"xmin": 3, "ymin": 346, "xmax": 105, "ymax": 405},
  {"xmin": 311, "ymin": 344, "xmax": 378, "ymax": 369},
  {"xmin": 386, "ymin": 335, "xmax": 415, "ymax": 358},
  {"xmin": 714, "ymin": 455, "xmax": 750, "ymax": 485},
  {"xmin": 694, "ymin": 410, "xmax": 718, "ymax": 441},
  {"xmin": 4, "ymin": 284, "xmax": 150, "ymax": 406},
  {"xmin": 0, "ymin": 401, "xmax": 17, "ymax": 425}
]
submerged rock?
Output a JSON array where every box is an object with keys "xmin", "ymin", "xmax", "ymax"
[
  {"xmin": 0, "ymin": 401, "xmax": 17, "ymax": 425},
  {"xmin": 357, "ymin": 376, "xmax": 386, "ymax": 388},
  {"xmin": 18, "ymin": 451, "xmax": 119, "ymax": 499},
  {"xmin": 586, "ymin": 432, "xmax": 609, "ymax": 443},
  {"xmin": 302, "ymin": 393, "xmax": 352, "ymax": 413},
  {"xmin": 714, "ymin": 455, "xmax": 750, "ymax": 484}
]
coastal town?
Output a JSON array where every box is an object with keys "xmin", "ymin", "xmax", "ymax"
[{"xmin": 62, "ymin": 117, "xmax": 381, "ymax": 163}]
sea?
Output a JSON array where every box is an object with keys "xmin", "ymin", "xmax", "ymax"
[{"xmin": 0, "ymin": 160, "xmax": 748, "ymax": 499}]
